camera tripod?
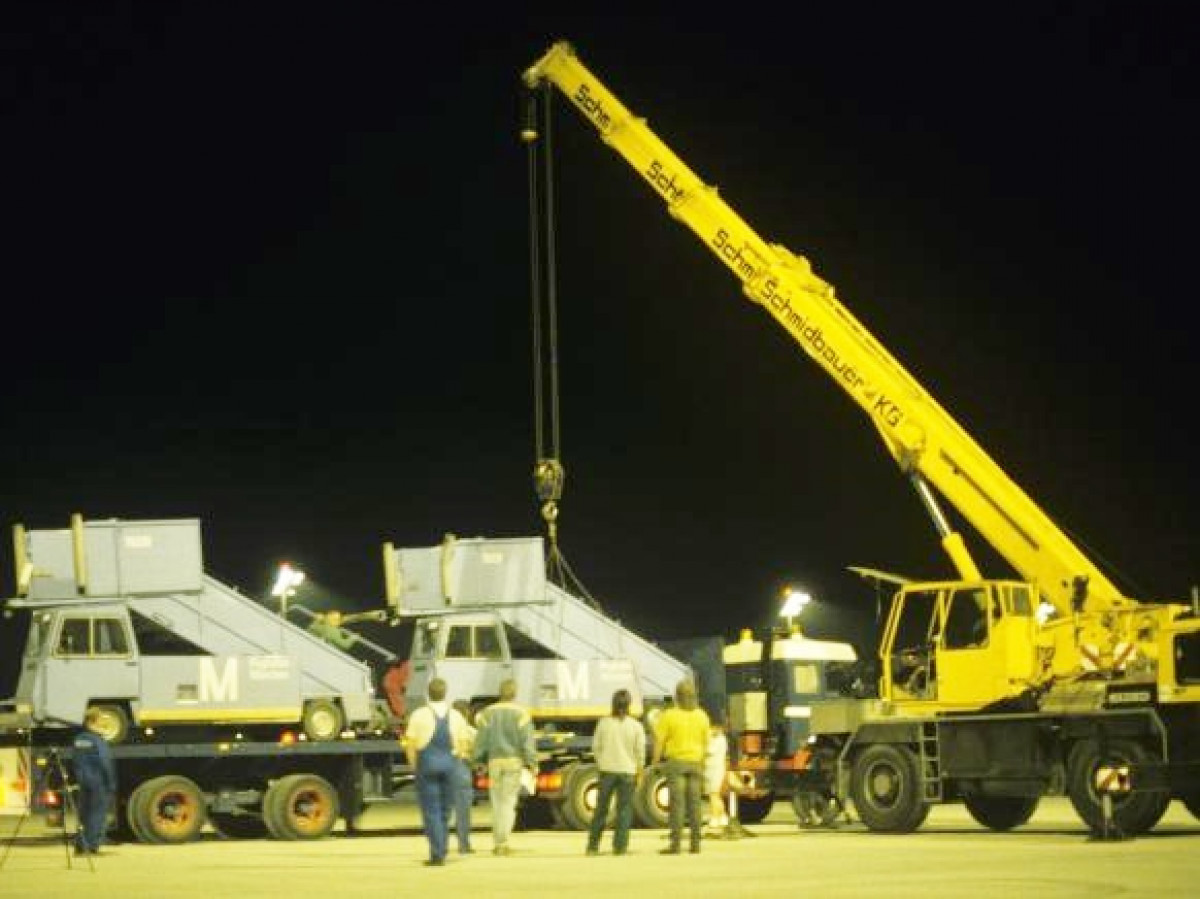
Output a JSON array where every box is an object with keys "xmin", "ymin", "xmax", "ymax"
[{"xmin": 0, "ymin": 742, "xmax": 95, "ymax": 872}]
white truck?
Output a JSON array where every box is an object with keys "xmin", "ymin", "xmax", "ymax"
[{"xmin": 0, "ymin": 514, "xmax": 403, "ymax": 843}]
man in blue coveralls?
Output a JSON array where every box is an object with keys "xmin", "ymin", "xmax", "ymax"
[
  {"xmin": 72, "ymin": 706, "xmax": 117, "ymax": 855},
  {"xmin": 404, "ymin": 678, "xmax": 472, "ymax": 866}
]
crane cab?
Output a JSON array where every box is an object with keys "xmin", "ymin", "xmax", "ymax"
[{"xmin": 880, "ymin": 580, "xmax": 1039, "ymax": 709}]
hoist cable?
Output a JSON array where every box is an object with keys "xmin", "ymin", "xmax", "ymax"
[
  {"xmin": 541, "ymin": 80, "xmax": 562, "ymax": 461},
  {"xmin": 526, "ymin": 92, "xmax": 545, "ymax": 463},
  {"xmin": 522, "ymin": 83, "xmax": 602, "ymax": 610}
]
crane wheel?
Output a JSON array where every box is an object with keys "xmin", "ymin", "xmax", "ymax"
[{"xmin": 849, "ymin": 744, "xmax": 929, "ymax": 833}]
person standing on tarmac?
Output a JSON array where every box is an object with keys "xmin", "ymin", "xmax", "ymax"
[
  {"xmin": 405, "ymin": 678, "xmax": 472, "ymax": 866},
  {"xmin": 651, "ymin": 679, "xmax": 711, "ymax": 855},
  {"xmin": 449, "ymin": 700, "xmax": 478, "ymax": 855},
  {"xmin": 585, "ymin": 688, "xmax": 645, "ymax": 857},
  {"xmin": 704, "ymin": 713, "xmax": 730, "ymax": 832},
  {"xmin": 472, "ymin": 678, "xmax": 537, "ymax": 856},
  {"xmin": 72, "ymin": 706, "xmax": 117, "ymax": 856}
]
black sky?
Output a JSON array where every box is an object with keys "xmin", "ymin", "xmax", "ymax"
[{"xmin": 3, "ymin": 5, "xmax": 1198, "ymax": 679}]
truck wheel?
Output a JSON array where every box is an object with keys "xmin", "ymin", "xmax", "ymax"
[
  {"xmin": 263, "ymin": 773, "xmax": 339, "ymax": 840},
  {"xmin": 849, "ymin": 744, "xmax": 930, "ymax": 833},
  {"xmin": 125, "ymin": 781, "xmax": 155, "ymax": 843},
  {"xmin": 736, "ymin": 793, "xmax": 774, "ymax": 824},
  {"xmin": 633, "ymin": 765, "xmax": 670, "ymax": 828},
  {"xmin": 210, "ymin": 811, "xmax": 268, "ymax": 840},
  {"xmin": 559, "ymin": 763, "xmax": 611, "ymax": 831},
  {"xmin": 126, "ymin": 775, "xmax": 207, "ymax": 844},
  {"xmin": 962, "ymin": 795, "xmax": 1038, "ymax": 831},
  {"xmin": 301, "ymin": 699, "xmax": 345, "ymax": 742},
  {"xmin": 1066, "ymin": 738, "xmax": 1170, "ymax": 835},
  {"xmin": 90, "ymin": 703, "xmax": 131, "ymax": 744}
]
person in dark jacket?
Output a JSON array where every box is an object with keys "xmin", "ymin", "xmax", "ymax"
[{"xmin": 72, "ymin": 706, "xmax": 117, "ymax": 855}]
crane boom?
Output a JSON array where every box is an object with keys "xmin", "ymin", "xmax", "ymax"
[{"xmin": 524, "ymin": 41, "xmax": 1129, "ymax": 617}]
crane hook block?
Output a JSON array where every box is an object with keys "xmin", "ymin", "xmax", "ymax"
[{"xmin": 534, "ymin": 458, "xmax": 565, "ymax": 503}]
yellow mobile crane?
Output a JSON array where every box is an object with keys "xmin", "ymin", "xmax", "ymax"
[{"xmin": 523, "ymin": 41, "xmax": 1200, "ymax": 835}]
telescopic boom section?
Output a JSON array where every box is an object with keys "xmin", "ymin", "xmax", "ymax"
[{"xmin": 523, "ymin": 41, "xmax": 1130, "ymax": 615}]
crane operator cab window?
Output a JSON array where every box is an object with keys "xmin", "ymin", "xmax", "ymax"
[{"xmin": 943, "ymin": 587, "xmax": 991, "ymax": 650}]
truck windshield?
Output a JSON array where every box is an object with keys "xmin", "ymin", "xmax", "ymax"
[{"xmin": 54, "ymin": 615, "xmax": 130, "ymax": 657}]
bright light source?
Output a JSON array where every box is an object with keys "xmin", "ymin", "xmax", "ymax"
[
  {"xmin": 270, "ymin": 562, "xmax": 307, "ymax": 616},
  {"xmin": 270, "ymin": 562, "xmax": 306, "ymax": 598},
  {"xmin": 779, "ymin": 588, "xmax": 812, "ymax": 619}
]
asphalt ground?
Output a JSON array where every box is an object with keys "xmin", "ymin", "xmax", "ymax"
[{"xmin": 2, "ymin": 796, "xmax": 1198, "ymax": 898}]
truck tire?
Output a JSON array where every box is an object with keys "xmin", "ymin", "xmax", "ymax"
[
  {"xmin": 849, "ymin": 744, "xmax": 930, "ymax": 833},
  {"xmin": 210, "ymin": 811, "xmax": 268, "ymax": 840},
  {"xmin": 263, "ymin": 773, "xmax": 339, "ymax": 840},
  {"xmin": 735, "ymin": 793, "xmax": 774, "ymax": 824},
  {"xmin": 558, "ymin": 763, "xmax": 612, "ymax": 831},
  {"xmin": 962, "ymin": 795, "xmax": 1038, "ymax": 831},
  {"xmin": 301, "ymin": 699, "xmax": 345, "ymax": 742},
  {"xmin": 633, "ymin": 765, "xmax": 670, "ymax": 829},
  {"xmin": 126, "ymin": 775, "xmax": 207, "ymax": 844},
  {"xmin": 1065, "ymin": 738, "xmax": 1170, "ymax": 835},
  {"xmin": 125, "ymin": 782, "xmax": 154, "ymax": 844},
  {"xmin": 90, "ymin": 703, "xmax": 131, "ymax": 744}
]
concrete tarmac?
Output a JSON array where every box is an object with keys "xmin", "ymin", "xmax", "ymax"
[{"xmin": 2, "ymin": 796, "xmax": 1197, "ymax": 898}]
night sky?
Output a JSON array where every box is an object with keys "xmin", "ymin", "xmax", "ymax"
[{"xmin": 3, "ymin": 6, "xmax": 1198, "ymax": 685}]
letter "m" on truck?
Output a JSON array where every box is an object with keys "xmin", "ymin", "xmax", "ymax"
[
  {"xmin": 555, "ymin": 660, "xmax": 590, "ymax": 701},
  {"xmin": 200, "ymin": 658, "xmax": 239, "ymax": 703}
]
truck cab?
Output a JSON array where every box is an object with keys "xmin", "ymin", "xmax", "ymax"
[
  {"xmin": 723, "ymin": 628, "xmax": 858, "ymax": 821},
  {"xmin": 880, "ymin": 580, "xmax": 1040, "ymax": 708}
]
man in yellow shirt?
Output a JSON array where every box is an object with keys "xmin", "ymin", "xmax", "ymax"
[{"xmin": 651, "ymin": 679, "xmax": 711, "ymax": 854}]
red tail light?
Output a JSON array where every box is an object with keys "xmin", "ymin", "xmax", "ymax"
[{"xmin": 38, "ymin": 788, "xmax": 62, "ymax": 809}]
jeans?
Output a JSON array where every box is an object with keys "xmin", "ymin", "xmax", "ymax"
[
  {"xmin": 416, "ymin": 755, "xmax": 456, "ymax": 862},
  {"xmin": 487, "ymin": 757, "xmax": 523, "ymax": 848},
  {"xmin": 451, "ymin": 759, "xmax": 474, "ymax": 850},
  {"xmin": 663, "ymin": 759, "xmax": 703, "ymax": 850},
  {"xmin": 76, "ymin": 780, "xmax": 111, "ymax": 851},
  {"xmin": 586, "ymin": 772, "xmax": 634, "ymax": 853}
]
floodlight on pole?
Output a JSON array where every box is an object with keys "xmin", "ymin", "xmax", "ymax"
[
  {"xmin": 270, "ymin": 562, "xmax": 306, "ymax": 616},
  {"xmin": 779, "ymin": 587, "xmax": 812, "ymax": 633}
]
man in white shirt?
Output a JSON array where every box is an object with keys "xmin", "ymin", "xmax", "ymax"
[{"xmin": 586, "ymin": 688, "xmax": 646, "ymax": 856}]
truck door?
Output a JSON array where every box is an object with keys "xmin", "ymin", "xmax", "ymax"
[
  {"xmin": 933, "ymin": 586, "xmax": 996, "ymax": 706},
  {"xmin": 40, "ymin": 610, "xmax": 138, "ymax": 725},
  {"xmin": 883, "ymin": 587, "xmax": 940, "ymax": 701}
]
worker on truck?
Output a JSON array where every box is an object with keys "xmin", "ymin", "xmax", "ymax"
[{"xmin": 72, "ymin": 706, "xmax": 117, "ymax": 856}]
